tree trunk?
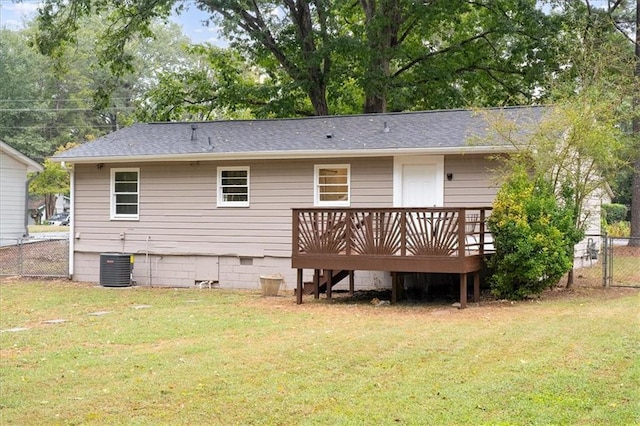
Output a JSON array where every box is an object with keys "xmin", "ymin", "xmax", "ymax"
[
  {"xmin": 631, "ymin": 147, "xmax": 640, "ymax": 247},
  {"xmin": 630, "ymin": 0, "xmax": 640, "ymax": 246},
  {"xmin": 44, "ymin": 193, "xmax": 56, "ymax": 220},
  {"xmin": 566, "ymin": 268, "xmax": 575, "ymax": 288},
  {"xmin": 309, "ymin": 82, "xmax": 329, "ymax": 116},
  {"xmin": 360, "ymin": 0, "xmax": 401, "ymax": 113}
]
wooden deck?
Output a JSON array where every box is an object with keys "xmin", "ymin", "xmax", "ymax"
[{"xmin": 292, "ymin": 207, "xmax": 493, "ymax": 307}]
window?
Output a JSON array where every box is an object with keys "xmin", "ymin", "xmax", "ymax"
[
  {"xmin": 218, "ymin": 166, "xmax": 250, "ymax": 207},
  {"xmin": 314, "ymin": 164, "xmax": 350, "ymax": 206},
  {"xmin": 111, "ymin": 168, "xmax": 139, "ymax": 220}
]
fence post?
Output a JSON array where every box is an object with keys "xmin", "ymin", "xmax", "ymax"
[
  {"xmin": 608, "ymin": 235, "xmax": 614, "ymax": 287},
  {"xmin": 602, "ymin": 233, "xmax": 608, "ymax": 287},
  {"xmin": 18, "ymin": 238, "xmax": 23, "ymax": 276}
]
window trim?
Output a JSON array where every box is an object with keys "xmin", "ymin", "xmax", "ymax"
[
  {"xmin": 110, "ymin": 167, "xmax": 140, "ymax": 220},
  {"xmin": 314, "ymin": 164, "xmax": 351, "ymax": 207},
  {"xmin": 217, "ymin": 166, "xmax": 250, "ymax": 207}
]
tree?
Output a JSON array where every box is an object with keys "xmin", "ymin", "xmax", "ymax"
[
  {"xmin": 0, "ymin": 29, "xmax": 57, "ymax": 162},
  {"xmin": 28, "ymin": 143, "xmax": 77, "ymax": 219},
  {"xmin": 544, "ymin": 0, "xmax": 639, "ymax": 243},
  {"xmin": 1, "ymin": 14, "xmax": 196, "ymax": 161},
  {"xmin": 134, "ymin": 45, "xmax": 313, "ymax": 121},
  {"xmin": 346, "ymin": 0, "xmax": 563, "ymax": 112},
  {"xmin": 631, "ymin": 1, "xmax": 639, "ymax": 245},
  {"xmin": 34, "ymin": 0, "xmax": 565, "ymax": 116},
  {"xmin": 480, "ymin": 78, "xmax": 629, "ymax": 287}
]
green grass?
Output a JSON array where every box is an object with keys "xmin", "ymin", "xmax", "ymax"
[{"xmin": 1, "ymin": 281, "xmax": 639, "ymax": 425}]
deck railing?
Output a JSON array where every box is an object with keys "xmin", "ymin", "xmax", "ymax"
[
  {"xmin": 292, "ymin": 207, "xmax": 493, "ymax": 274},
  {"xmin": 291, "ymin": 207, "xmax": 493, "ymax": 307}
]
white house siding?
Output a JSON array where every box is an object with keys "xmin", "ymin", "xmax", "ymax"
[
  {"xmin": 0, "ymin": 150, "xmax": 28, "ymax": 242},
  {"xmin": 574, "ymin": 187, "xmax": 610, "ymax": 269}
]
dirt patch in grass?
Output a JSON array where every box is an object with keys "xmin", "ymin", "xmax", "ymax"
[{"xmin": 252, "ymin": 282, "xmax": 638, "ymax": 320}]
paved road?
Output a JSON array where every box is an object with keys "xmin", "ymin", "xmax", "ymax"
[{"xmin": 28, "ymin": 232, "xmax": 70, "ymax": 240}]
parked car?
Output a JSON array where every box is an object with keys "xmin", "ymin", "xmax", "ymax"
[{"xmin": 47, "ymin": 213, "xmax": 69, "ymax": 226}]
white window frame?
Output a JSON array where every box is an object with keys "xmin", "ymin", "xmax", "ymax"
[
  {"xmin": 110, "ymin": 168, "xmax": 140, "ymax": 220},
  {"xmin": 314, "ymin": 164, "xmax": 350, "ymax": 207},
  {"xmin": 217, "ymin": 166, "xmax": 250, "ymax": 207}
]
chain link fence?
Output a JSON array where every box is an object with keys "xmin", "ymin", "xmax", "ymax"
[
  {"xmin": 603, "ymin": 236, "xmax": 640, "ymax": 288},
  {"xmin": 0, "ymin": 235, "xmax": 70, "ymax": 278}
]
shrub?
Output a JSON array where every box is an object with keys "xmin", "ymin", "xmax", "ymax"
[
  {"xmin": 605, "ymin": 221, "xmax": 630, "ymax": 238},
  {"xmin": 488, "ymin": 169, "xmax": 578, "ymax": 300},
  {"xmin": 602, "ymin": 203, "xmax": 628, "ymax": 224}
]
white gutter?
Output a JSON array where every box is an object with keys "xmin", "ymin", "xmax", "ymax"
[
  {"xmin": 51, "ymin": 145, "xmax": 515, "ymax": 165},
  {"xmin": 68, "ymin": 165, "xmax": 75, "ymax": 279}
]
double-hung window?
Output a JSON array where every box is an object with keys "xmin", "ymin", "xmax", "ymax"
[
  {"xmin": 217, "ymin": 166, "xmax": 250, "ymax": 207},
  {"xmin": 314, "ymin": 164, "xmax": 350, "ymax": 206},
  {"xmin": 111, "ymin": 168, "xmax": 139, "ymax": 220}
]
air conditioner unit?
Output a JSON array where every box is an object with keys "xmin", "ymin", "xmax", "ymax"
[{"xmin": 99, "ymin": 253, "xmax": 133, "ymax": 287}]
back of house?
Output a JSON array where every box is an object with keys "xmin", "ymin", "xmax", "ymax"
[{"xmin": 55, "ymin": 106, "xmax": 594, "ymax": 290}]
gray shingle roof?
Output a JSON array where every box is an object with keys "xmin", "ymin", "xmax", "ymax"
[{"xmin": 53, "ymin": 106, "xmax": 546, "ymax": 162}]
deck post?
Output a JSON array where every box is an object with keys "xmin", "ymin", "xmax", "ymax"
[
  {"xmin": 349, "ymin": 270, "xmax": 354, "ymax": 296},
  {"xmin": 459, "ymin": 273, "xmax": 467, "ymax": 308},
  {"xmin": 473, "ymin": 271, "xmax": 480, "ymax": 303},
  {"xmin": 391, "ymin": 272, "xmax": 398, "ymax": 304},
  {"xmin": 296, "ymin": 269, "xmax": 303, "ymax": 304},
  {"xmin": 327, "ymin": 269, "xmax": 333, "ymax": 299},
  {"xmin": 313, "ymin": 269, "xmax": 320, "ymax": 299}
]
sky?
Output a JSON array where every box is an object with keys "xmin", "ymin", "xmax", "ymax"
[{"xmin": 0, "ymin": 0, "xmax": 221, "ymax": 45}]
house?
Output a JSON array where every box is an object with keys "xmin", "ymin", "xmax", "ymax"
[
  {"xmin": 52, "ymin": 106, "xmax": 582, "ymax": 300},
  {"xmin": 0, "ymin": 140, "xmax": 43, "ymax": 244},
  {"xmin": 28, "ymin": 194, "xmax": 71, "ymax": 225}
]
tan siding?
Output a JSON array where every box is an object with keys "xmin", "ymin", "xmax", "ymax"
[
  {"xmin": 74, "ymin": 157, "xmax": 394, "ymax": 259},
  {"xmin": 75, "ymin": 155, "xmax": 505, "ymax": 260},
  {"xmin": 444, "ymin": 154, "xmax": 501, "ymax": 207}
]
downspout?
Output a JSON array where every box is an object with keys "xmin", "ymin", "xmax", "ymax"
[{"xmin": 64, "ymin": 162, "xmax": 75, "ymax": 279}]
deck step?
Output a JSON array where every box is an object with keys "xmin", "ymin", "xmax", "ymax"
[{"xmin": 303, "ymin": 269, "xmax": 350, "ymax": 294}]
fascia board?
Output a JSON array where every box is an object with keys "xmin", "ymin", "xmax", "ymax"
[
  {"xmin": 1, "ymin": 141, "xmax": 43, "ymax": 171},
  {"xmin": 51, "ymin": 145, "xmax": 514, "ymax": 165}
]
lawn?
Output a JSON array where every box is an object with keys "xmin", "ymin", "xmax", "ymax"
[{"xmin": 1, "ymin": 280, "xmax": 638, "ymax": 425}]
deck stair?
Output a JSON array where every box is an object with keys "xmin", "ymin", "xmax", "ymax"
[{"xmin": 303, "ymin": 269, "xmax": 350, "ymax": 295}]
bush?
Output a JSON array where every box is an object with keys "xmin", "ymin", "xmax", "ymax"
[
  {"xmin": 487, "ymin": 169, "xmax": 579, "ymax": 300},
  {"xmin": 605, "ymin": 221, "xmax": 630, "ymax": 238},
  {"xmin": 602, "ymin": 203, "xmax": 628, "ymax": 224}
]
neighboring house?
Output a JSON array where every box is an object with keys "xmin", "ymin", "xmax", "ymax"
[
  {"xmin": 0, "ymin": 140, "xmax": 43, "ymax": 244},
  {"xmin": 28, "ymin": 195, "xmax": 71, "ymax": 225},
  {"xmin": 52, "ymin": 107, "xmax": 603, "ymax": 291}
]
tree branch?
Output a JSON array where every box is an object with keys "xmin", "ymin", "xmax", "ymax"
[{"xmin": 392, "ymin": 30, "xmax": 494, "ymax": 78}]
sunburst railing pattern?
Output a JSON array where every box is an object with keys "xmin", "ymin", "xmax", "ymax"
[
  {"xmin": 296, "ymin": 210, "xmax": 348, "ymax": 254},
  {"xmin": 405, "ymin": 210, "xmax": 459, "ymax": 256},
  {"xmin": 294, "ymin": 208, "xmax": 490, "ymax": 258},
  {"xmin": 350, "ymin": 211, "xmax": 402, "ymax": 255}
]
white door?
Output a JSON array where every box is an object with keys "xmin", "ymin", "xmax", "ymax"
[{"xmin": 393, "ymin": 156, "xmax": 444, "ymax": 207}]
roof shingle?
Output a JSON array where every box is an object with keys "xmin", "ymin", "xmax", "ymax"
[{"xmin": 53, "ymin": 106, "xmax": 546, "ymax": 162}]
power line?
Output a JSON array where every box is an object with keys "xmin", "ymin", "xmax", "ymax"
[
  {"xmin": 0, "ymin": 125, "xmax": 120, "ymax": 130},
  {"xmin": 0, "ymin": 107, "xmax": 136, "ymax": 112},
  {"xmin": 0, "ymin": 98, "xmax": 135, "ymax": 103}
]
